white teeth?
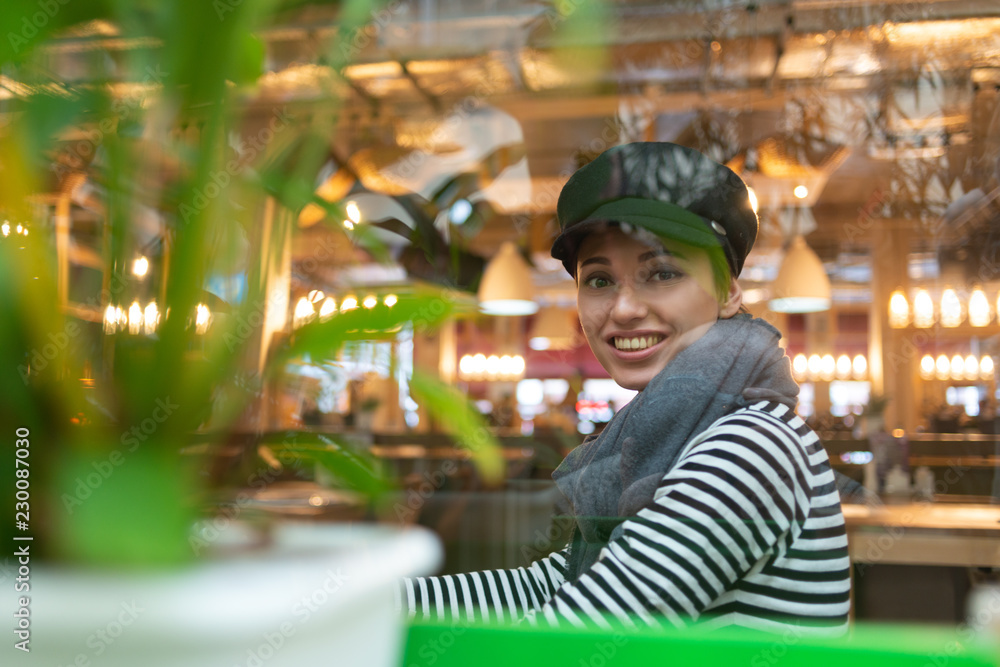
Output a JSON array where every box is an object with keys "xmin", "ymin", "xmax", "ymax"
[{"xmin": 614, "ymin": 336, "xmax": 662, "ymax": 351}]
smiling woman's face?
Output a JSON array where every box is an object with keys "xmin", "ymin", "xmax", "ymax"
[{"xmin": 575, "ymin": 225, "xmax": 741, "ymax": 391}]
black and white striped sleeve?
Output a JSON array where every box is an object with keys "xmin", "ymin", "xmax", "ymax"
[
  {"xmin": 401, "ymin": 548, "xmax": 569, "ymax": 623},
  {"xmin": 531, "ymin": 408, "xmax": 829, "ymax": 629}
]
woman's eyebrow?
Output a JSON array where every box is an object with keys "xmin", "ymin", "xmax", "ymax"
[
  {"xmin": 579, "ymin": 256, "xmax": 610, "ymax": 269},
  {"xmin": 638, "ymin": 249, "xmax": 675, "ymax": 262}
]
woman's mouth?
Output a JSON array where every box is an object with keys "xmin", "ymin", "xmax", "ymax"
[{"xmin": 611, "ymin": 334, "xmax": 664, "ymax": 351}]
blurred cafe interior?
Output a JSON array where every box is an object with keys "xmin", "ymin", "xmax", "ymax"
[{"xmin": 7, "ymin": 0, "xmax": 1000, "ymax": 643}]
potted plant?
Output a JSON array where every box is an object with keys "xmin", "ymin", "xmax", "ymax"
[{"xmin": 0, "ymin": 1, "xmax": 502, "ymax": 664}]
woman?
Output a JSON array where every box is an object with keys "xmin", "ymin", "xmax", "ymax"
[{"xmin": 402, "ymin": 142, "xmax": 850, "ymax": 633}]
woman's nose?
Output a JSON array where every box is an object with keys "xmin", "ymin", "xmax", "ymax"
[{"xmin": 609, "ymin": 283, "xmax": 648, "ymax": 322}]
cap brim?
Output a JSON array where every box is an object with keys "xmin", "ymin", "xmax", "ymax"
[{"xmin": 551, "ymin": 197, "xmax": 722, "ymax": 276}]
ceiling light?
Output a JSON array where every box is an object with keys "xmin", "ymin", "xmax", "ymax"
[
  {"xmin": 981, "ymin": 356, "xmax": 994, "ymax": 380},
  {"xmin": 920, "ymin": 355, "xmax": 935, "ymax": 380},
  {"xmin": 345, "ymin": 201, "xmax": 361, "ymax": 224},
  {"xmin": 768, "ymin": 236, "xmax": 831, "ymax": 313},
  {"xmin": 793, "ymin": 185, "xmax": 809, "ymax": 199},
  {"xmin": 852, "ymin": 355, "xmax": 867, "ymax": 379},
  {"xmin": 888, "ymin": 289, "xmax": 909, "ymax": 328},
  {"xmin": 529, "ymin": 307, "xmax": 577, "ymax": 350},
  {"xmin": 913, "ymin": 289, "xmax": 934, "ymax": 328},
  {"xmin": 319, "ymin": 297, "xmax": 337, "ymax": 321},
  {"xmin": 939, "ymin": 288, "xmax": 962, "ymax": 327},
  {"xmin": 478, "ymin": 241, "xmax": 538, "ymax": 316},
  {"xmin": 969, "ymin": 288, "xmax": 991, "ymax": 326}
]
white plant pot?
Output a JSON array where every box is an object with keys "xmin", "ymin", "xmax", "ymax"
[{"xmin": 5, "ymin": 523, "xmax": 440, "ymax": 667}]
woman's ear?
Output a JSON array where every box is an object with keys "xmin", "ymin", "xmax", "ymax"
[{"xmin": 718, "ymin": 278, "xmax": 743, "ymax": 318}]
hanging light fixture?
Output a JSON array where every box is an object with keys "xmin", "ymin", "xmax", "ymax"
[
  {"xmin": 935, "ymin": 354, "xmax": 950, "ymax": 380},
  {"xmin": 913, "ymin": 289, "xmax": 935, "ymax": 328},
  {"xmin": 888, "ymin": 289, "xmax": 910, "ymax": 328},
  {"xmin": 950, "ymin": 354, "xmax": 965, "ymax": 378},
  {"xmin": 768, "ymin": 235, "xmax": 831, "ymax": 313},
  {"xmin": 458, "ymin": 353, "xmax": 526, "ymax": 381},
  {"xmin": 529, "ymin": 307, "xmax": 577, "ymax": 350},
  {"xmin": 920, "ymin": 353, "xmax": 995, "ymax": 381},
  {"xmin": 919, "ymin": 355, "xmax": 935, "ymax": 380},
  {"xmin": 969, "ymin": 287, "xmax": 991, "ymax": 326},
  {"xmin": 477, "ymin": 241, "xmax": 538, "ymax": 316},
  {"xmin": 835, "ymin": 354, "xmax": 852, "ymax": 380},
  {"xmin": 852, "ymin": 355, "xmax": 867, "ymax": 380},
  {"xmin": 964, "ymin": 354, "xmax": 979, "ymax": 380},
  {"xmin": 939, "ymin": 288, "xmax": 963, "ymax": 327},
  {"xmin": 790, "ymin": 352, "xmax": 868, "ymax": 382}
]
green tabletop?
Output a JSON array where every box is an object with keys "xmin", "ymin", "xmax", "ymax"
[{"xmin": 402, "ymin": 620, "xmax": 999, "ymax": 667}]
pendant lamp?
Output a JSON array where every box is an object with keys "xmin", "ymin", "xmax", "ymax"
[
  {"xmin": 529, "ymin": 307, "xmax": 577, "ymax": 350},
  {"xmin": 478, "ymin": 241, "xmax": 538, "ymax": 316},
  {"xmin": 768, "ymin": 235, "xmax": 831, "ymax": 313}
]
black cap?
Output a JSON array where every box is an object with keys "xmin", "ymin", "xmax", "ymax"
[{"xmin": 551, "ymin": 142, "xmax": 758, "ymax": 278}]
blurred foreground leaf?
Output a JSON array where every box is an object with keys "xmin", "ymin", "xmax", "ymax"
[
  {"xmin": 53, "ymin": 442, "xmax": 198, "ymax": 568},
  {"xmin": 410, "ymin": 372, "xmax": 504, "ymax": 485},
  {"xmin": 271, "ymin": 434, "xmax": 392, "ymax": 499}
]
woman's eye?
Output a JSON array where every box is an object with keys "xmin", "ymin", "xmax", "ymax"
[
  {"xmin": 649, "ymin": 268, "xmax": 681, "ymax": 281},
  {"xmin": 583, "ymin": 275, "xmax": 611, "ymax": 288}
]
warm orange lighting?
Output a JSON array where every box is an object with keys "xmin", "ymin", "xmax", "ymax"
[
  {"xmin": 792, "ymin": 354, "xmax": 808, "ymax": 379},
  {"xmin": 964, "ymin": 354, "xmax": 979, "ymax": 380},
  {"xmin": 132, "ymin": 256, "xmax": 149, "ymax": 278},
  {"xmin": 319, "ymin": 297, "xmax": 337, "ymax": 321},
  {"xmin": 935, "ymin": 354, "xmax": 950, "ymax": 380},
  {"xmin": 143, "ymin": 301, "xmax": 159, "ymax": 335},
  {"xmin": 969, "ymin": 288, "xmax": 991, "ymax": 326},
  {"xmin": 981, "ymin": 356, "xmax": 995, "ymax": 380},
  {"xmin": 950, "ymin": 354, "xmax": 964, "ymax": 379},
  {"xmin": 913, "ymin": 289, "xmax": 934, "ymax": 328},
  {"xmin": 345, "ymin": 201, "xmax": 361, "ymax": 224},
  {"xmin": 458, "ymin": 352, "xmax": 525, "ymax": 381},
  {"xmin": 888, "ymin": 290, "xmax": 909, "ymax": 328},
  {"xmin": 103, "ymin": 304, "xmax": 118, "ymax": 334},
  {"xmin": 919, "ymin": 355, "xmax": 935, "ymax": 380},
  {"xmin": 128, "ymin": 301, "xmax": 142, "ymax": 335},
  {"xmin": 293, "ymin": 296, "xmax": 315, "ymax": 328},
  {"xmin": 807, "ymin": 354, "xmax": 822, "ymax": 379},
  {"xmin": 194, "ymin": 303, "xmax": 212, "ymax": 334},
  {"xmin": 940, "ymin": 288, "xmax": 962, "ymax": 327},
  {"xmin": 852, "ymin": 354, "xmax": 867, "ymax": 380},
  {"xmin": 835, "ymin": 355, "xmax": 852, "ymax": 380}
]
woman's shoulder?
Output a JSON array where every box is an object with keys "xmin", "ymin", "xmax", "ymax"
[
  {"xmin": 684, "ymin": 400, "xmax": 823, "ymax": 460},
  {"xmin": 713, "ymin": 400, "xmax": 812, "ymax": 435}
]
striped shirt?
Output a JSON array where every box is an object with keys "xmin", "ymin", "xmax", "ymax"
[{"xmin": 402, "ymin": 401, "xmax": 851, "ymax": 633}]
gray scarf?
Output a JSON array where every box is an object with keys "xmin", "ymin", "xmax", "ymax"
[{"xmin": 552, "ymin": 314, "xmax": 799, "ymax": 581}]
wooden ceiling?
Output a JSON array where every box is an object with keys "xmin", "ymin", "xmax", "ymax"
[{"xmin": 15, "ymin": 0, "xmax": 1000, "ymax": 301}]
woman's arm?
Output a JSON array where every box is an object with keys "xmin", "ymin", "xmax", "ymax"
[{"xmin": 400, "ymin": 548, "xmax": 569, "ymax": 623}]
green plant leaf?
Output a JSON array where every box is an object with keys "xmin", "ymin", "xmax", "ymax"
[
  {"xmin": 53, "ymin": 442, "xmax": 198, "ymax": 568},
  {"xmin": 270, "ymin": 434, "xmax": 392, "ymax": 499},
  {"xmin": 409, "ymin": 371, "xmax": 504, "ymax": 485},
  {"xmin": 276, "ymin": 287, "xmax": 469, "ymax": 367}
]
